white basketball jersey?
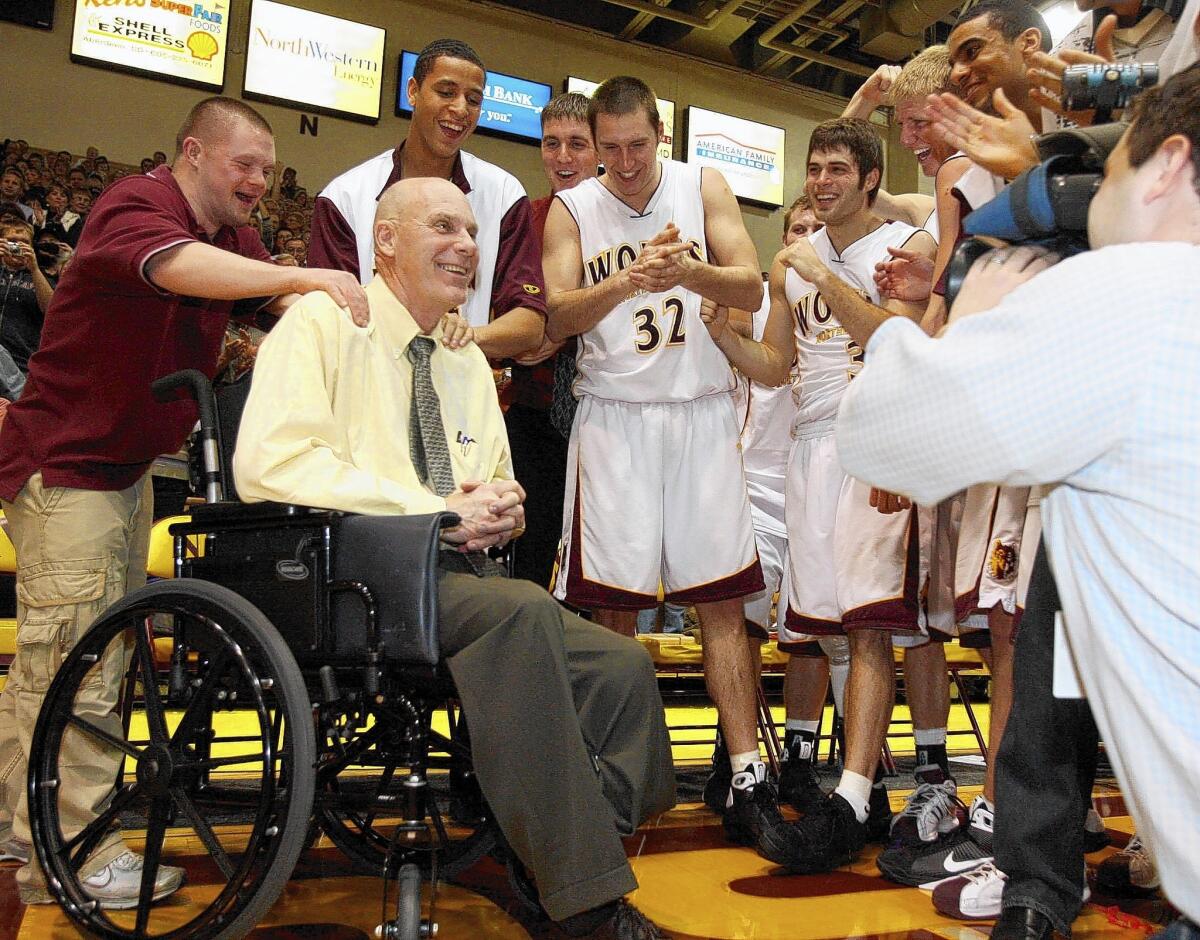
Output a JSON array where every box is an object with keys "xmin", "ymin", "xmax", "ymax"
[
  {"xmin": 557, "ymin": 160, "xmax": 735, "ymax": 403},
  {"xmin": 786, "ymin": 220, "xmax": 919, "ymax": 427}
]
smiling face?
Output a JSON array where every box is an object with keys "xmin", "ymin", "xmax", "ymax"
[
  {"xmin": 805, "ymin": 145, "xmax": 877, "ymax": 225},
  {"xmin": 784, "ymin": 208, "xmax": 822, "ymax": 246},
  {"xmin": 541, "ymin": 117, "xmax": 598, "ymax": 194},
  {"xmin": 407, "ymin": 56, "xmax": 484, "ymax": 161},
  {"xmin": 593, "ymin": 109, "xmax": 662, "ymax": 204},
  {"xmin": 896, "ymin": 99, "xmax": 954, "ymax": 177},
  {"xmin": 948, "ymin": 15, "xmax": 1038, "ymax": 113},
  {"xmin": 377, "ymin": 178, "xmax": 480, "ymax": 322},
  {"xmin": 183, "ymin": 117, "xmax": 276, "ymax": 231}
]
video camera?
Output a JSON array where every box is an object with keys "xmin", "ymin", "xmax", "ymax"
[
  {"xmin": 1062, "ymin": 62, "xmax": 1159, "ymax": 121},
  {"xmin": 943, "ymin": 122, "xmax": 1127, "ymax": 307}
]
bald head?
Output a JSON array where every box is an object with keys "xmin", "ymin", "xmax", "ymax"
[
  {"xmin": 174, "ymin": 97, "xmax": 273, "ymax": 158},
  {"xmin": 373, "ymin": 177, "xmax": 479, "ymax": 328},
  {"xmin": 375, "ymin": 177, "xmax": 465, "ymax": 227}
]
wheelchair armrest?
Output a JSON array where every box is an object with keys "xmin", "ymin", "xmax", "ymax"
[{"xmin": 332, "ymin": 511, "xmax": 461, "ymax": 667}]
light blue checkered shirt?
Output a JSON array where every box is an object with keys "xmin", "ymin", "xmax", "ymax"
[{"xmin": 837, "ymin": 242, "xmax": 1200, "ymax": 919}]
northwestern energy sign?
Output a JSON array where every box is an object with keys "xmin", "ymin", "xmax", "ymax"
[
  {"xmin": 396, "ymin": 51, "xmax": 552, "ymax": 144},
  {"xmin": 566, "ymin": 76, "xmax": 675, "ymax": 161},
  {"xmin": 70, "ymin": 0, "xmax": 230, "ymax": 91},
  {"xmin": 685, "ymin": 106, "xmax": 785, "ymax": 208},
  {"xmin": 244, "ymin": 0, "xmax": 385, "ymax": 123}
]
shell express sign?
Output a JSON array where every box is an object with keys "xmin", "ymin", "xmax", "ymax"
[{"xmin": 71, "ymin": 0, "xmax": 229, "ymax": 91}]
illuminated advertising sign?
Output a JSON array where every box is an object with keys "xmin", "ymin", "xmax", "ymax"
[
  {"xmin": 396, "ymin": 51, "xmax": 552, "ymax": 145},
  {"xmin": 243, "ymin": 0, "xmax": 386, "ymax": 123},
  {"xmin": 70, "ymin": 0, "xmax": 229, "ymax": 91},
  {"xmin": 565, "ymin": 76, "xmax": 675, "ymax": 161},
  {"xmin": 685, "ymin": 106, "xmax": 785, "ymax": 208}
]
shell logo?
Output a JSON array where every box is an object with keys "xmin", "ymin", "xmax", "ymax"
[{"xmin": 186, "ymin": 31, "xmax": 219, "ymax": 61}]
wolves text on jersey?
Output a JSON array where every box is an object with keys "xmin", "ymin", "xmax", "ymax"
[{"xmin": 584, "ymin": 238, "xmax": 703, "ymax": 286}]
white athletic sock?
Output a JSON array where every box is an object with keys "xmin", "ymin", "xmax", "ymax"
[
  {"xmin": 729, "ymin": 750, "xmax": 760, "ymax": 775},
  {"xmin": 785, "ymin": 719, "xmax": 820, "ymax": 734},
  {"xmin": 834, "ymin": 770, "xmax": 872, "ymax": 823},
  {"xmin": 914, "ymin": 727, "xmax": 947, "ymax": 747}
]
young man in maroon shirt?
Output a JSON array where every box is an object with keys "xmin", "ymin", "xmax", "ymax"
[
  {"xmin": 505, "ymin": 92, "xmax": 598, "ymax": 587},
  {"xmin": 0, "ymin": 96, "xmax": 367, "ymax": 909}
]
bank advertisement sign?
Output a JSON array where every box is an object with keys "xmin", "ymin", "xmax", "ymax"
[
  {"xmin": 70, "ymin": 0, "xmax": 230, "ymax": 91},
  {"xmin": 685, "ymin": 106, "xmax": 785, "ymax": 208},
  {"xmin": 396, "ymin": 51, "xmax": 552, "ymax": 145},
  {"xmin": 244, "ymin": 0, "xmax": 386, "ymax": 123},
  {"xmin": 565, "ymin": 77, "xmax": 675, "ymax": 161}
]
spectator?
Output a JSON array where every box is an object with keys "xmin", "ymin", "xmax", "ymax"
[
  {"xmin": 278, "ymin": 165, "xmax": 298, "ymax": 199},
  {"xmin": 0, "ymin": 169, "xmax": 32, "ymax": 222},
  {"xmin": 272, "ymin": 227, "xmax": 294, "ymax": 255},
  {"xmin": 0, "ymin": 219, "xmax": 52, "ymax": 373},
  {"xmin": 66, "ymin": 165, "xmax": 86, "ymax": 191},
  {"xmin": 42, "ymin": 183, "xmax": 80, "ymax": 245},
  {"xmin": 152, "ymin": 150, "xmax": 166, "ymax": 166},
  {"xmin": 33, "ymin": 230, "xmax": 70, "ymax": 281},
  {"xmin": 139, "ymin": 158, "xmax": 154, "ymax": 174},
  {"xmin": 69, "ymin": 189, "xmax": 91, "ymax": 220},
  {"xmin": 50, "ymin": 152, "xmax": 69, "ymax": 180},
  {"xmin": 283, "ymin": 236, "xmax": 307, "ymax": 266}
]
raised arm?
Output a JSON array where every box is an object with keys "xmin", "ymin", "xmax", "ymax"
[
  {"xmin": 781, "ymin": 230, "xmax": 935, "ymax": 349},
  {"xmin": 543, "ymin": 198, "xmax": 636, "ymax": 342},
  {"xmin": 920, "ymin": 157, "xmax": 971, "ymax": 335}
]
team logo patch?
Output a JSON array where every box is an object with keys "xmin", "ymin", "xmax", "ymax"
[
  {"xmin": 523, "ymin": 284, "xmax": 542, "ymax": 295},
  {"xmin": 987, "ymin": 539, "xmax": 1018, "ymax": 582}
]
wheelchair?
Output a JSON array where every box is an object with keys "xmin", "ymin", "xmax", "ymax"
[{"xmin": 26, "ymin": 369, "xmax": 502, "ymax": 940}]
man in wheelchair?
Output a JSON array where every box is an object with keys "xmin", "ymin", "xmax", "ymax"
[{"xmin": 233, "ymin": 177, "xmax": 677, "ymax": 938}]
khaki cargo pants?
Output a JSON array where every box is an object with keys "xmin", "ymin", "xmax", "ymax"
[{"xmin": 0, "ymin": 472, "xmax": 152, "ymax": 895}]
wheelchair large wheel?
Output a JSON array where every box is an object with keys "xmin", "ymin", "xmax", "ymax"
[
  {"xmin": 314, "ymin": 699, "xmax": 498, "ymax": 879},
  {"xmin": 29, "ymin": 579, "xmax": 316, "ymax": 940}
]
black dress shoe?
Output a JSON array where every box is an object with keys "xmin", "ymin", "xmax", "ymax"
[{"xmin": 991, "ymin": 905, "xmax": 1055, "ymax": 940}]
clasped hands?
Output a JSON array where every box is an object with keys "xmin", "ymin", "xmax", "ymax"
[
  {"xmin": 628, "ymin": 223, "xmax": 699, "ymax": 294},
  {"xmin": 444, "ymin": 480, "xmax": 527, "ymax": 553}
]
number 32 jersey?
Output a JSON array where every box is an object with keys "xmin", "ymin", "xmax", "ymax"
[
  {"xmin": 556, "ymin": 160, "xmax": 735, "ymax": 403},
  {"xmin": 786, "ymin": 220, "xmax": 919, "ymax": 428}
]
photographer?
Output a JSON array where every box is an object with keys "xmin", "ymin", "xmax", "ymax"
[
  {"xmin": 836, "ymin": 64, "xmax": 1200, "ymax": 940},
  {"xmin": 0, "ymin": 219, "xmax": 53, "ymax": 373}
]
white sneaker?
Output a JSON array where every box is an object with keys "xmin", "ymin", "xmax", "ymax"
[
  {"xmin": 966, "ymin": 795, "xmax": 994, "ymax": 852},
  {"xmin": 80, "ymin": 851, "xmax": 186, "ymax": 910},
  {"xmin": 1097, "ymin": 833, "xmax": 1160, "ymax": 893},
  {"xmin": 890, "ymin": 772, "xmax": 967, "ymax": 845},
  {"xmin": 931, "ymin": 860, "xmax": 1007, "ymax": 919}
]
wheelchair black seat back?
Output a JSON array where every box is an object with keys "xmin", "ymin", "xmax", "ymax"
[{"xmin": 27, "ymin": 368, "xmax": 495, "ymax": 940}]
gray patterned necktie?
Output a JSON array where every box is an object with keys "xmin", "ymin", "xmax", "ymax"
[
  {"xmin": 407, "ymin": 335, "xmax": 500, "ymax": 577},
  {"xmin": 407, "ymin": 336, "xmax": 456, "ymax": 497}
]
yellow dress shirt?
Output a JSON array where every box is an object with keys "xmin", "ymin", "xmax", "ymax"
[{"xmin": 233, "ymin": 276, "xmax": 513, "ymax": 515}]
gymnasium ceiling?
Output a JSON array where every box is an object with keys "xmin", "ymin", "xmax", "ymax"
[{"xmin": 479, "ymin": 0, "xmax": 968, "ymax": 98}]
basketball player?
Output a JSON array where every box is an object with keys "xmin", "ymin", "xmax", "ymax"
[
  {"xmin": 308, "ymin": 39, "xmax": 543, "ymax": 360},
  {"xmin": 771, "ymin": 118, "xmax": 935, "ymax": 872},
  {"xmin": 705, "ymin": 194, "xmax": 845, "ymax": 818},
  {"xmin": 542, "ymin": 76, "xmax": 805, "ymax": 862}
]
